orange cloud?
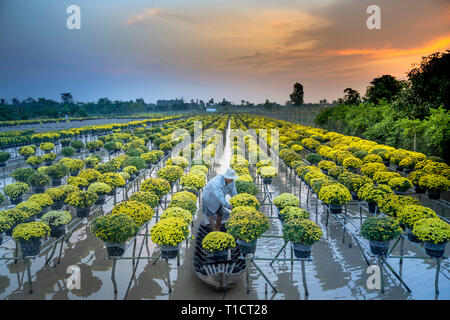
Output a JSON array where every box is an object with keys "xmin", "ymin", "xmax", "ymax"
[{"xmin": 326, "ymin": 36, "xmax": 450, "ymax": 59}]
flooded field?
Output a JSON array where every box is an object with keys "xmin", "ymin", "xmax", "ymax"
[{"xmin": 0, "ymin": 123, "xmax": 448, "ymax": 300}]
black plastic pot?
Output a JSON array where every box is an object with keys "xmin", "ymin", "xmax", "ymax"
[
  {"xmin": 237, "ymin": 239, "xmax": 257, "ymax": 256},
  {"xmin": 292, "ymin": 243, "xmax": 312, "ymax": 259},
  {"xmin": 383, "ymin": 161, "xmax": 390, "ymax": 167},
  {"xmin": 329, "ymin": 204, "xmax": 343, "ymax": 215},
  {"xmin": 34, "ymin": 187, "xmax": 45, "ymax": 194},
  {"xmin": 52, "ymin": 178, "xmax": 62, "ymax": 186},
  {"xmin": 0, "ymin": 162, "xmax": 6, "ymax": 168},
  {"xmin": 367, "ymin": 202, "xmax": 377, "ymax": 214},
  {"xmin": 51, "ymin": 199, "xmax": 64, "ymax": 210},
  {"xmin": 212, "ymin": 249, "xmax": 229, "ymax": 263},
  {"xmin": 262, "ymin": 177, "xmax": 273, "ymax": 185},
  {"xmin": 105, "ymin": 242, "xmax": 126, "ymax": 257},
  {"xmin": 160, "ymin": 244, "xmax": 180, "ymax": 259},
  {"xmin": 395, "ymin": 166, "xmax": 403, "ymax": 172},
  {"xmin": 415, "ymin": 185, "xmax": 426, "ymax": 194},
  {"xmin": 19, "ymin": 240, "xmax": 42, "ymax": 257},
  {"xmin": 427, "ymin": 191, "xmax": 440, "ymax": 200},
  {"xmin": 351, "ymin": 192, "xmax": 359, "ymax": 201},
  {"xmin": 50, "ymin": 225, "xmax": 66, "ymax": 238},
  {"xmin": 423, "ymin": 241, "xmax": 446, "ymax": 258},
  {"xmin": 369, "ymin": 240, "xmax": 390, "ymax": 256},
  {"xmin": 406, "ymin": 228, "xmax": 421, "ymax": 243},
  {"xmin": 95, "ymin": 194, "xmax": 106, "ymax": 205},
  {"xmin": 76, "ymin": 207, "xmax": 90, "ymax": 218}
]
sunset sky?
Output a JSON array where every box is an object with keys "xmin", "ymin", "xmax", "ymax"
[{"xmin": 0, "ymin": 0, "xmax": 449, "ymax": 104}]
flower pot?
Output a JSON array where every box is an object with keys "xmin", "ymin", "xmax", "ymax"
[
  {"xmin": 105, "ymin": 242, "xmax": 126, "ymax": 257},
  {"xmin": 237, "ymin": 239, "xmax": 257, "ymax": 255},
  {"xmin": 10, "ymin": 196, "xmax": 22, "ymax": 205},
  {"xmin": 321, "ymin": 169, "xmax": 328, "ymax": 175},
  {"xmin": 367, "ymin": 202, "xmax": 377, "ymax": 214},
  {"xmin": 19, "ymin": 240, "xmax": 42, "ymax": 257},
  {"xmin": 51, "ymin": 199, "xmax": 65, "ymax": 210},
  {"xmin": 108, "ymin": 190, "xmax": 116, "ymax": 197},
  {"xmin": 70, "ymin": 171, "xmax": 80, "ymax": 177},
  {"xmin": 76, "ymin": 207, "xmax": 90, "ymax": 218},
  {"xmin": 329, "ymin": 204, "xmax": 343, "ymax": 215},
  {"xmin": 423, "ymin": 241, "xmax": 446, "ymax": 258},
  {"xmin": 44, "ymin": 161, "xmax": 53, "ymax": 166},
  {"xmin": 292, "ymin": 243, "xmax": 312, "ymax": 259},
  {"xmin": 406, "ymin": 228, "xmax": 421, "ymax": 243},
  {"xmin": 0, "ymin": 232, "xmax": 3, "ymax": 245},
  {"xmin": 262, "ymin": 177, "xmax": 273, "ymax": 185},
  {"xmin": 95, "ymin": 194, "xmax": 106, "ymax": 205},
  {"xmin": 160, "ymin": 244, "xmax": 180, "ymax": 259},
  {"xmin": 427, "ymin": 191, "xmax": 440, "ymax": 200},
  {"xmin": 351, "ymin": 191, "xmax": 359, "ymax": 201},
  {"xmin": 0, "ymin": 162, "xmax": 6, "ymax": 168},
  {"xmin": 415, "ymin": 185, "xmax": 426, "ymax": 194},
  {"xmin": 148, "ymin": 163, "xmax": 152, "ymax": 169},
  {"xmin": 52, "ymin": 178, "xmax": 62, "ymax": 186},
  {"xmin": 404, "ymin": 168, "xmax": 412, "ymax": 174},
  {"xmin": 50, "ymin": 225, "xmax": 66, "ymax": 238},
  {"xmin": 383, "ymin": 160, "xmax": 390, "ymax": 167},
  {"xmin": 395, "ymin": 166, "xmax": 403, "ymax": 172},
  {"xmin": 393, "ymin": 190, "xmax": 405, "ymax": 195},
  {"xmin": 212, "ymin": 249, "xmax": 229, "ymax": 263},
  {"xmin": 108, "ymin": 150, "xmax": 115, "ymax": 155},
  {"xmin": 369, "ymin": 240, "xmax": 390, "ymax": 256},
  {"xmin": 34, "ymin": 187, "xmax": 45, "ymax": 194},
  {"xmin": 37, "ymin": 207, "xmax": 50, "ymax": 219}
]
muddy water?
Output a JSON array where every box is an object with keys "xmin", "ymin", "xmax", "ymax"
[{"xmin": 0, "ymin": 124, "xmax": 448, "ymax": 300}]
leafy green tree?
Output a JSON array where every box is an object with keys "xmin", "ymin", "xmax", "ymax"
[
  {"xmin": 365, "ymin": 75, "xmax": 403, "ymax": 104},
  {"xmin": 342, "ymin": 88, "xmax": 361, "ymax": 105},
  {"xmin": 290, "ymin": 82, "xmax": 304, "ymax": 106}
]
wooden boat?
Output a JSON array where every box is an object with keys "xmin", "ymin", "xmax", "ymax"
[{"xmin": 193, "ymin": 223, "xmax": 246, "ymax": 290}]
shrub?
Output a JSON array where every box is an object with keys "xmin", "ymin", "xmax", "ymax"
[
  {"xmin": 258, "ymin": 166, "xmax": 278, "ymax": 178},
  {"xmin": 306, "ymin": 153, "xmax": 322, "ymax": 164},
  {"xmin": 318, "ymin": 160, "xmax": 337, "ymax": 171},
  {"xmin": 230, "ymin": 193, "xmax": 260, "ymax": 210},
  {"xmin": 60, "ymin": 158, "xmax": 85, "ymax": 174},
  {"xmin": 347, "ymin": 174, "xmax": 372, "ymax": 193},
  {"xmin": 18, "ymin": 146, "xmax": 35, "ymax": 157},
  {"xmin": 98, "ymin": 172, "xmax": 126, "ymax": 190},
  {"xmin": 65, "ymin": 190, "xmax": 98, "ymax": 208},
  {"xmin": 357, "ymin": 183, "xmax": 393, "ymax": 204},
  {"xmin": 141, "ymin": 178, "xmax": 171, "ymax": 197},
  {"xmin": 0, "ymin": 214, "xmax": 14, "ymax": 232},
  {"xmin": 328, "ymin": 166, "xmax": 348, "ymax": 178},
  {"xmin": 1, "ymin": 208, "xmax": 33, "ymax": 225},
  {"xmin": 166, "ymin": 156, "xmax": 189, "ymax": 168},
  {"xmin": 104, "ymin": 141, "xmax": 121, "ymax": 151},
  {"xmin": 388, "ymin": 177, "xmax": 413, "ymax": 192},
  {"xmin": 45, "ymin": 188, "xmax": 65, "ymax": 201},
  {"xmin": 202, "ymin": 231, "xmax": 236, "ymax": 252},
  {"xmin": 26, "ymin": 156, "xmax": 43, "ymax": 167},
  {"xmin": 16, "ymin": 201, "xmax": 42, "ymax": 216},
  {"xmin": 123, "ymin": 157, "xmax": 147, "ymax": 170},
  {"xmin": 12, "ymin": 221, "xmax": 50, "ymax": 242},
  {"xmin": 67, "ymin": 176, "xmax": 89, "ymax": 188},
  {"xmin": 318, "ymin": 184, "xmax": 352, "ymax": 205},
  {"xmin": 28, "ymin": 193, "xmax": 53, "ymax": 207},
  {"xmin": 41, "ymin": 211, "xmax": 72, "ymax": 227},
  {"xmin": 372, "ymin": 171, "xmax": 401, "ymax": 185},
  {"xmin": 160, "ymin": 207, "xmax": 193, "ymax": 225},
  {"xmin": 61, "ymin": 146, "xmax": 76, "ymax": 157},
  {"xmin": 412, "ymin": 218, "xmax": 450, "ymax": 244},
  {"xmin": 407, "ymin": 170, "xmax": 427, "ymax": 186},
  {"xmin": 91, "ymin": 214, "xmax": 138, "ymax": 244},
  {"xmin": 78, "ymin": 169, "xmax": 101, "ymax": 183},
  {"xmin": 279, "ymin": 206, "xmax": 309, "ymax": 222},
  {"xmin": 282, "ymin": 219, "xmax": 322, "ymax": 245},
  {"xmin": 235, "ymin": 180, "xmax": 259, "ymax": 195},
  {"xmin": 12, "ymin": 168, "xmax": 36, "ymax": 183},
  {"xmin": 84, "ymin": 156, "xmax": 101, "ymax": 168},
  {"xmin": 362, "ymin": 154, "xmax": 383, "ymax": 164},
  {"xmin": 418, "ymin": 174, "xmax": 450, "ymax": 192},
  {"xmin": 4, "ymin": 182, "xmax": 30, "ymax": 198},
  {"xmin": 70, "ymin": 140, "xmax": 84, "ymax": 150},
  {"xmin": 342, "ymin": 157, "xmax": 362, "ymax": 170},
  {"xmin": 129, "ymin": 191, "xmax": 159, "ymax": 208},
  {"xmin": 0, "ymin": 152, "xmax": 11, "ymax": 163},
  {"xmin": 95, "ymin": 162, "xmax": 116, "ymax": 174},
  {"xmin": 58, "ymin": 184, "xmax": 79, "ymax": 197},
  {"xmin": 180, "ymin": 172, "xmax": 206, "ymax": 190},
  {"xmin": 160, "ymin": 142, "xmax": 173, "ymax": 152},
  {"xmin": 40, "ymin": 142, "xmax": 55, "ymax": 151},
  {"xmin": 112, "ymin": 200, "xmax": 154, "ymax": 227},
  {"xmin": 168, "ymin": 197, "xmax": 197, "ymax": 215},
  {"xmin": 397, "ymin": 205, "xmax": 437, "ymax": 229},
  {"xmin": 140, "ymin": 152, "xmax": 159, "ymax": 164},
  {"xmin": 150, "ymin": 217, "xmax": 189, "ymax": 246},
  {"xmin": 360, "ymin": 217, "xmax": 402, "ymax": 241},
  {"xmin": 87, "ymin": 182, "xmax": 112, "ymax": 195},
  {"xmin": 46, "ymin": 163, "xmax": 69, "ymax": 179},
  {"xmin": 226, "ymin": 209, "xmax": 270, "ymax": 242},
  {"xmin": 399, "ymin": 157, "xmax": 416, "ymax": 169},
  {"xmin": 157, "ymin": 165, "xmax": 183, "ymax": 183},
  {"xmin": 377, "ymin": 194, "xmax": 420, "ymax": 217},
  {"xmin": 360, "ymin": 162, "xmax": 387, "ymax": 178},
  {"xmin": 273, "ymin": 193, "xmax": 299, "ymax": 210}
]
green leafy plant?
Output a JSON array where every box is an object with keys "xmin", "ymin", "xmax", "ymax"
[
  {"xmin": 360, "ymin": 162, "xmax": 387, "ymax": 178},
  {"xmin": 377, "ymin": 194, "xmax": 420, "ymax": 217},
  {"xmin": 168, "ymin": 197, "xmax": 197, "ymax": 216},
  {"xmin": 372, "ymin": 171, "xmax": 401, "ymax": 184},
  {"xmin": 180, "ymin": 172, "xmax": 206, "ymax": 190},
  {"xmin": 41, "ymin": 211, "xmax": 72, "ymax": 227},
  {"xmin": 360, "ymin": 217, "xmax": 402, "ymax": 241},
  {"xmin": 0, "ymin": 214, "xmax": 14, "ymax": 232},
  {"xmin": 397, "ymin": 205, "xmax": 437, "ymax": 229},
  {"xmin": 226, "ymin": 209, "xmax": 270, "ymax": 242},
  {"xmin": 279, "ymin": 206, "xmax": 309, "ymax": 223},
  {"xmin": 235, "ymin": 180, "xmax": 259, "ymax": 195},
  {"xmin": 70, "ymin": 140, "xmax": 84, "ymax": 150},
  {"xmin": 112, "ymin": 200, "xmax": 154, "ymax": 227},
  {"xmin": 388, "ymin": 177, "xmax": 413, "ymax": 192},
  {"xmin": 67, "ymin": 176, "xmax": 89, "ymax": 189},
  {"xmin": 0, "ymin": 152, "xmax": 11, "ymax": 163},
  {"xmin": 129, "ymin": 191, "xmax": 159, "ymax": 208},
  {"xmin": 87, "ymin": 182, "xmax": 112, "ymax": 195},
  {"xmin": 12, "ymin": 221, "xmax": 50, "ymax": 242},
  {"xmin": 61, "ymin": 146, "xmax": 75, "ymax": 157},
  {"xmin": 412, "ymin": 218, "xmax": 450, "ymax": 244},
  {"xmin": 91, "ymin": 214, "xmax": 138, "ymax": 244},
  {"xmin": 4, "ymin": 182, "xmax": 30, "ymax": 198},
  {"xmin": 230, "ymin": 193, "xmax": 260, "ymax": 210},
  {"xmin": 140, "ymin": 178, "xmax": 171, "ymax": 197},
  {"xmin": 357, "ymin": 183, "xmax": 393, "ymax": 204},
  {"xmin": 273, "ymin": 193, "xmax": 299, "ymax": 210},
  {"xmin": 18, "ymin": 146, "xmax": 35, "ymax": 157},
  {"xmin": 45, "ymin": 188, "xmax": 66, "ymax": 201},
  {"xmin": 98, "ymin": 172, "xmax": 126, "ymax": 190},
  {"xmin": 282, "ymin": 219, "xmax": 322, "ymax": 245},
  {"xmin": 26, "ymin": 156, "xmax": 43, "ymax": 167},
  {"xmin": 78, "ymin": 169, "xmax": 101, "ymax": 183},
  {"xmin": 28, "ymin": 193, "xmax": 53, "ymax": 207},
  {"xmin": 12, "ymin": 168, "xmax": 36, "ymax": 183},
  {"xmin": 306, "ymin": 153, "xmax": 322, "ymax": 164},
  {"xmin": 160, "ymin": 207, "xmax": 193, "ymax": 225},
  {"xmin": 65, "ymin": 190, "xmax": 98, "ymax": 208},
  {"xmin": 418, "ymin": 174, "xmax": 450, "ymax": 192},
  {"xmin": 318, "ymin": 184, "xmax": 352, "ymax": 205},
  {"xmin": 202, "ymin": 231, "xmax": 236, "ymax": 252},
  {"xmin": 16, "ymin": 201, "xmax": 42, "ymax": 216},
  {"xmin": 157, "ymin": 165, "xmax": 183, "ymax": 184},
  {"xmin": 1, "ymin": 208, "xmax": 33, "ymax": 225}
]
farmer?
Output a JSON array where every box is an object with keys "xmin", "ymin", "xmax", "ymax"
[{"xmin": 202, "ymin": 168, "xmax": 239, "ymax": 232}]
